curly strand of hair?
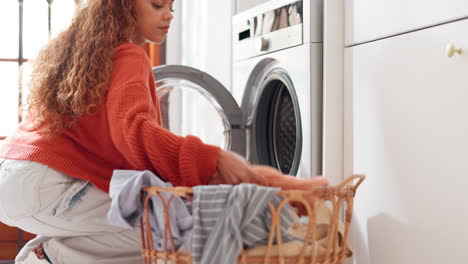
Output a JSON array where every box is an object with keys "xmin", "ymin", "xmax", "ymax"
[{"xmin": 27, "ymin": 0, "xmax": 137, "ymax": 136}]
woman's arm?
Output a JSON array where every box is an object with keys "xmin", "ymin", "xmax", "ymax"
[{"xmin": 106, "ymin": 82, "xmax": 220, "ymax": 187}]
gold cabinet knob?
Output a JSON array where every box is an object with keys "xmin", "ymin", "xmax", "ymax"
[{"xmin": 446, "ymin": 43, "xmax": 463, "ymax": 58}]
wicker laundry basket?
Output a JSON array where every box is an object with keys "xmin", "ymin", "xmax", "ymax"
[{"xmin": 140, "ymin": 175, "xmax": 365, "ymax": 264}]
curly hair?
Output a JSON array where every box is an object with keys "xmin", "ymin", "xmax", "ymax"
[{"xmin": 27, "ymin": 0, "xmax": 138, "ymax": 134}]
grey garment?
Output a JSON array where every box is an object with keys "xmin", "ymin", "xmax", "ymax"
[
  {"xmin": 190, "ymin": 184, "xmax": 297, "ymax": 264},
  {"xmin": 108, "ymin": 170, "xmax": 192, "ymax": 251}
]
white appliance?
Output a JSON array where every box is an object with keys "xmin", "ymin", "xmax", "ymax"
[
  {"xmin": 231, "ymin": 0, "xmax": 324, "ymax": 178},
  {"xmin": 236, "ymin": 0, "xmax": 271, "ymax": 14},
  {"xmin": 152, "ymin": 0, "xmax": 323, "ymax": 178}
]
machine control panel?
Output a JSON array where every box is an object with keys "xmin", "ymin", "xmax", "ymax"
[{"xmin": 233, "ymin": 0, "xmax": 303, "ymax": 61}]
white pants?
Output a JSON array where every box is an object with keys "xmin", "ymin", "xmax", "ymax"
[{"xmin": 0, "ymin": 158, "xmax": 143, "ymax": 264}]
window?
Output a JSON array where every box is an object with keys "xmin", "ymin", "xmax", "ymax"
[
  {"xmin": 0, "ymin": 2, "xmax": 78, "ymax": 261},
  {"xmin": 0, "ymin": 0, "xmax": 77, "ymax": 139}
]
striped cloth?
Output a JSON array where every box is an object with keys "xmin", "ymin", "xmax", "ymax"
[{"xmin": 189, "ymin": 184, "xmax": 297, "ymax": 264}]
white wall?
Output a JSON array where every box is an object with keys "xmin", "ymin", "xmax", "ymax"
[
  {"xmin": 181, "ymin": 1, "xmax": 233, "ymax": 90},
  {"xmin": 167, "ymin": 1, "xmax": 233, "ymax": 89},
  {"xmin": 164, "ymin": 0, "xmax": 234, "ymax": 150}
]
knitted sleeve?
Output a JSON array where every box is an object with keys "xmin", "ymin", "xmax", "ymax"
[{"xmin": 106, "ymin": 82, "xmax": 220, "ymax": 187}]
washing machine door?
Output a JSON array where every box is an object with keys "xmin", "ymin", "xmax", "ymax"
[{"xmin": 152, "ymin": 65, "xmax": 246, "ymax": 156}]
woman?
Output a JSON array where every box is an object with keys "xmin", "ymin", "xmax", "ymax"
[{"xmin": 0, "ymin": 0, "xmax": 327, "ymax": 263}]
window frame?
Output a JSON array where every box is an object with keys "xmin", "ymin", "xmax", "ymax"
[
  {"xmin": 0, "ymin": 2, "xmax": 78, "ymax": 261},
  {"xmin": 0, "ymin": 0, "xmax": 55, "ymax": 139}
]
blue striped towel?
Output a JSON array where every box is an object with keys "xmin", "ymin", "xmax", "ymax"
[{"xmin": 189, "ymin": 183, "xmax": 297, "ymax": 264}]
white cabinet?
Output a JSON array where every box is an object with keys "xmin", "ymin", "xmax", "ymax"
[
  {"xmin": 345, "ymin": 0, "xmax": 468, "ymax": 45},
  {"xmin": 346, "ymin": 18, "xmax": 468, "ymax": 264}
]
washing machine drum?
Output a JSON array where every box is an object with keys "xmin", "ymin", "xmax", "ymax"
[
  {"xmin": 255, "ymin": 80, "xmax": 298, "ymax": 174},
  {"xmin": 247, "ymin": 73, "xmax": 302, "ymax": 176}
]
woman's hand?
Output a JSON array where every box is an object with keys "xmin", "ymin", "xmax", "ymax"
[
  {"xmin": 208, "ymin": 153, "xmax": 330, "ymax": 216},
  {"xmin": 251, "ymin": 165, "xmax": 329, "ymax": 216},
  {"xmin": 208, "ymin": 150, "xmax": 266, "ymax": 185},
  {"xmin": 251, "ymin": 165, "xmax": 329, "ymax": 190}
]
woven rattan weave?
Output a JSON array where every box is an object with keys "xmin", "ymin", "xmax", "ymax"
[{"xmin": 140, "ymin": 175, "xmax": 365, "ymax": 264}]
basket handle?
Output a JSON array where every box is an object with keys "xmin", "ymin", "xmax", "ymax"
[{"xmin": 335, "ymin": 174, "xmax": 366, "ymax": 192}]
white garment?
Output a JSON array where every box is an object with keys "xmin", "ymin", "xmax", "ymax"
[
  {"xmin": 0, "ymin": 158, "xmax": 143, "ymax": 264},
  {"xmin": 18, "ymin": 250, "xmax": 49, "ymax": 264}
]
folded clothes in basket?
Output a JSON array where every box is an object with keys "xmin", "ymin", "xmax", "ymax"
[{"xmin": 107, "ymin": 170, "xmax": 193, "ymax": 251}]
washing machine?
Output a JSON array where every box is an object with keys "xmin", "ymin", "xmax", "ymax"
[
  {"xmin": 153, "ymin": 0, "xmax": 323, "ymax": 179},
  {"xmin": 232, "ymin": 0, "xmax": 323, "ymax": 178}
]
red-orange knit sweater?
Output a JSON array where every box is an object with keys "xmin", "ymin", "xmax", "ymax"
[{"xmin": 0, "ymin": 42, "xmax": 220, "ymax": 193}]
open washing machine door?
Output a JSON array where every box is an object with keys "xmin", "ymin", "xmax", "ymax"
[{"xmin": 152, "ymin": 65, "xmax": 246, "ymax": 157}]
